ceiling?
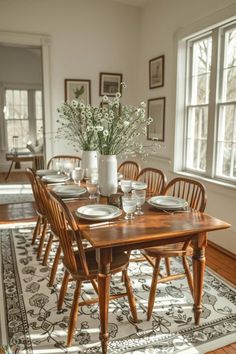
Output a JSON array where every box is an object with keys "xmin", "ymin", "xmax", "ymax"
[{"xmin": 111, "ymin": 0, "xmax": 149, "ymax": 7}]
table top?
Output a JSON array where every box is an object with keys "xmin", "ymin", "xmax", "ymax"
[
  {"xmin": 6, "ymin": 152, "xmax": 43, "ymax": 161},
  {"xmin": 66, "ymin": 199, "xmax": 231, "ymax": 249}
]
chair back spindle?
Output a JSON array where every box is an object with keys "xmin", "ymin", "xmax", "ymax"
[
  {"xmin": 118, "ymin": 160, "xmax": 140, "ymax": 180},
  {"xmin": 137, "ymin": 167, "xmax": 166, "ymax": 196}
]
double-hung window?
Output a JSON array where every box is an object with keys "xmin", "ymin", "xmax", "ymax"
[
  {"xmin": 4, "ymin": 88, "xmax": 43, "ymax": 151},
  {"xmin": 183, "ymin": 20, "xmax": 236, "ymax": 185}
]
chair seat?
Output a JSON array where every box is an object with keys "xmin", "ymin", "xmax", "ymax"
[
  {"xmin": 64, "ymin": 248, "xmax": 130, "ymax": 279},
  {"xmin": 142, "ymin": 243, "xmax": 193, "ymax": 258}
]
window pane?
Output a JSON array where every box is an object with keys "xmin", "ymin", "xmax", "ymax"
[
  {"xmin": 186, "ymin": 106, "xmax": 208, "ymax": 172},
  {"xmin": 216, "ymin": 104, "xmax": 236, "ymax": 179},
  {"xmin": 35, "ymin": 90, "xmax": 42, "ymax": 119},
  {"xmin": 192, "ymin": 73, "xmax": 210, "ymax": 104},
  {"xmin": 222, "ymin": 28, "xmax": 236, "ymax": 102},
  {"xmin": 5, "ymin": 89, "xmax": 28, "ymax": 119},
  {"xmin": 191, "ymin": 37, "xmax": 212, "ymax": 105},
  {"xmin": 222, "ymin": 67, "xmax": 236, "ymax": 101},
  {"xmin": 6, "ymin": 120, "xmax": 29, "ymax": 150}
]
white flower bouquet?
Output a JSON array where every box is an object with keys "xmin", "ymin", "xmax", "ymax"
[
  {"xmin": 97, "ymin": 93, "xmax": 154, "ymax": 156},
  {"xmin": 57, "ymin": 85, "xmax": 157, "ymax": 156},
  {"xmin": 56, "ymin": 101, "xmax": 100, "ymax": 151}
]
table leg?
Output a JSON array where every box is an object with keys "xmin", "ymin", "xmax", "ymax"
[
  {"xmin": 96, "ymin": 248, "xmax": 112, "ymax": 354},
  {"xmin": 192, "ymin": 232, "xmax": 207, "ymax": 325},
  {"xmin": 5, "ymin": 161, "xmax": 14, "ymax": 181}
]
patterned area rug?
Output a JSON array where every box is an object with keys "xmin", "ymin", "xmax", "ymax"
[
  {"xmin": 0, "ymin": 227, "xmax": 235, "ymax": 354},
  {"xmin": 0, "ymin": 184, "xmax": 34, "ymax": 205}
]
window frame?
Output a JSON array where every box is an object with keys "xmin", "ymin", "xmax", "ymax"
[{"xmin": 180, "ymin": 20, "xmax": 236, "ymax": 186}]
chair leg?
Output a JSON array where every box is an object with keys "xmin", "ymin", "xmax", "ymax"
[
  {"xmin": 42, "ymin": 233, "xmax": 54, "ymax": 266},
  {"xmin": 48, "ymin": 245, "xmax": 61, "ymax": 287},
  {"xmin": 67, "ymin": 280, "xmax": 81, "ymax": 347},
  {"xmin": 165, "ymin": 257, "xmax": 171, "ymax": 276},
  {"xmin": 182, "ymin": 256, "xmax": 194, "ymax": 296},
  {"xmin": 58, "ymin": 270, "xmax": 70, "ymax": 310},
  {"xmin": 123, "ymin": 269, "xmax": 138, "ymax": 323},
  {"xmin": 147, "ymin": 256, "xmax": 161, "ymax": 321},
  {"xmin": 31, "ymin": 216, "xmax": 41, "ymax": 245},
  {"xmin": 37, "ymin": 219, "xmax": 48, "ymax": 260}
]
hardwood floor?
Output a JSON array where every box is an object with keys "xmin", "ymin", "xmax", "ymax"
[
  {"xmin": 205, "ymin": 244, "xmax": 236, "ymax": 354},
  {"xmin": 0, "ymin": 172, "xmax": 235, "ymax": 353}
]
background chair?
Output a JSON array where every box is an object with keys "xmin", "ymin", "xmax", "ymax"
[
  {"xmin": 137, "ymin": 167, "xmax": 167, "ymax": 197},
  {"xmin": 43, "ymin": 189, "xmax": 137, "ymax": 346},
  {"xmin": 118, "ymin": 160, "xmax": 140, "ymax": 180},
  {"xmin": 142, "ymin": 176, "xmax": 207, "ymax": 320},
  {"xmin": 46, "ymin": 155, "xmax": 81, "ymax": 170},
  {"xmin": 26, "ymin": 168, "xmax": 49, "ymax": 260},
  {"xmin": 128, "ymin": 167, "xmax": 167, "ymax": 264}
]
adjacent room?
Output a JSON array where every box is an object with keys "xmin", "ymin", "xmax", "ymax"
[{"xmin": 0, "ymin": 0, "xmax": 235, "ymax": 353}]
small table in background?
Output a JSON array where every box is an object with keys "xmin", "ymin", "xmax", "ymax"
[{"xmin": 5, "ymin": 152, "xmax": 44, "ymax": 181}]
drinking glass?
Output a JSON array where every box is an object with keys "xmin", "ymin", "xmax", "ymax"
[
  {"xmin": 86, "ymin": 179, "xmax": 99, "ymax": 200},
  {"xmin": 122, "ymin": 196, "xmax": 137, "ymax": 220},
  {"xmin": 71, "ymin": 167, "xmax": 84, "ymax": 186},
  {"xmin": 120, "ymin": 179, "xmax": 132, "ymax": 197},
  {"xmin": 132, "ymin": 189, "xmax": 146, "ymax": 215}
]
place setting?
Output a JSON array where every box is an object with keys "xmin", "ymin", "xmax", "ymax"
[{"xmin": 147, "ymin": 195, "xmax": 189, "ymax": 214}]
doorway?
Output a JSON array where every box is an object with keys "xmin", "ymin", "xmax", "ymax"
[{"xmin": 0, "ymin": 31, "xmax": 52, "ymax": 173}]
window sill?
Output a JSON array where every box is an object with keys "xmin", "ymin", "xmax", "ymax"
[{"xmin": 174, "ymin": 170, "xmax": 236, "ymax": 195}]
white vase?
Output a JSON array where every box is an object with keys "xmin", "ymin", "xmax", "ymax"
[
  {"xmin": 81, "ymin": 150, "xmax": 98, "ymax": 178},
  {"xmin": 98, "ymin": 154, "xmax": 118, "ymax": 196}
]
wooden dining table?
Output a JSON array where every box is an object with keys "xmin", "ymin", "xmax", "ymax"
[{"xmin": 65, "ymin": 197, "xmax": 231, "ymax": 354}]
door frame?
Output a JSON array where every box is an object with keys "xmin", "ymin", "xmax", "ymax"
[{"xmin": 0, "ymin": 30, "xmax": 52, "ymax": 160}]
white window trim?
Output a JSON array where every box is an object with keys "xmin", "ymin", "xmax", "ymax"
[{"xmin": 173, "ymin": 2, "xmax": 236, "ymax": 189}]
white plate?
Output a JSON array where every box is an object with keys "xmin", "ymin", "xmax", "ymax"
[
  {"xmin": 42, "ymin": 174, "xmax": 70, "ymax": 183},
  {"xmin": 52, "ymin": 185, "xmax": 87, "ymax": 197},
  {"xmin": 132, "ymin": 181, "xmax": 147, "ymax": 190},
  {"xmin": 76, "ymin": 204, "xmax": 122, "ymax": 221},
  {"xmin": 36, "ymin": 169, "xmax": 58, "ymax": 177},
  {"xmin": 148, "ymin": 196, "xmax": 188, "ymax": 210}
]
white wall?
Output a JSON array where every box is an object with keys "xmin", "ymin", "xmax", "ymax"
[
  {"xmin": 0, "ymin": 46, "xmax": 42, "ymax": 85},
  {"xmin": 138, "ymin": 0, "xmax": 236, "ymax": 254},
  {"xmin": 0, "ymin": 0, "xmax": 140, "ymax": 155}
]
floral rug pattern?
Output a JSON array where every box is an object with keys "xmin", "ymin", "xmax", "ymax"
[{"xmin": 0, "ymin": 227, "xmax": 236, "ymax": 353}]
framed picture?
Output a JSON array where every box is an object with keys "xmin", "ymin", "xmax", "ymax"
[
  {"xmin": 147, "ymin": 97, "xmax": 165, "ymax": 142},
  {"xmin": 99, "ymin": 72, "xmax": 123, "ymax": 96},
  {"xmin": 149, "ymin": 55, "xmax": 164, "ymax": 89},
  {"xmin": 64, "ymin": 79, "xmax": 91, "ymax": 104}
]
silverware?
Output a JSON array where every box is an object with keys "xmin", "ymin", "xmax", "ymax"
[
  {"xmin": 89, "ymin": 219, "xmax": 123, "ymax": 229},
  {"xmin": 63, "ymin": 197, "xmax": 89, "ymax": 201},
  {"xmin": 160, "ymin": 209, "xmax": 191, "ymax": 215}
]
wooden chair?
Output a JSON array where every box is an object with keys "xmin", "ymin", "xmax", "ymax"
[
  {"xmin": 127, "ymin": 167, "xmax": 167, "ymax": 265},
  {"xmin": 118, "ymin": 160, "xmax": 140, "ymax": 180},
  {"xmin": 137, "ymin": 167, "xmax": 167, "ymax": 197},
  {"xmin": 46, "ymin": 155, "xmax": 81, "ymax": 170},
  {"xmin": 25, "ymin": 168, "xmax": 49, "ymax": 260},
  {"xmin": 142, "ymin": 177, "xmax": 207, "ymax": 320},
  {"xmin": 40, "ymin": 187, "xmax": 138, "ymax": 346}
]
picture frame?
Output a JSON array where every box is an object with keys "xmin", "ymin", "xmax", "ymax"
[
  {"xmin": 147, "ymin": 97, "xmax": 165, "ymax": 142},
  {"xmin": 149, "ymin": 55, "xmax": 164, "ymax": 89},
  {"xmin": 64, "ymin": 79, "xmax": 91, "ymax": 104},
  {"xmin": 99, "ymin": 72, "xmax": 123, "ymax": 97}
]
